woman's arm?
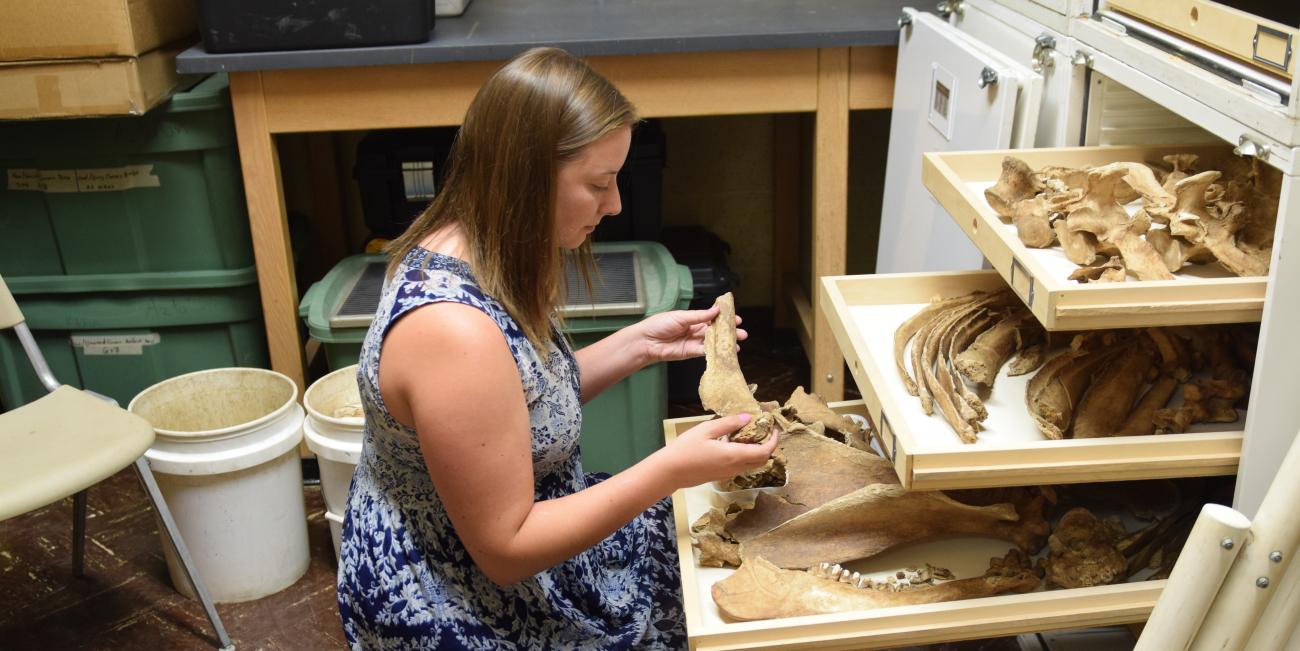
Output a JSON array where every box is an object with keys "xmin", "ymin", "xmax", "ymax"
[
  {"xmin": 380, "ymin": 303, "xmax": 774, "ymax": 587},
  {"xmin": 573, "ymin": 326, "xmax": 648, "ymax": 404},
  {"xmin": 574, "ymin": 305, "xmax": 744, "ymax": 404}
]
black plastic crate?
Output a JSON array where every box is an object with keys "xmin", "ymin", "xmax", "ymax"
[
  {"xmin": 198, "ymin": 0, "xmax": 433, "ymax": 54},
  {"xmin": 593, "ymin": 120, "xmax": 666, "ymax": 243},
  {"xmin": 353, "ymin": 127, "xmax": 458, "ymax": 240},
  {"xmin": 661, "ymin": 226, "xmax": 739, "ymax": 403}
]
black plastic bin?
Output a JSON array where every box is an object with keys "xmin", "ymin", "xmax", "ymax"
[
  {"xmin": 353, "ymin": 127, "xmax": 459, "ymax": 240},
  {"xmin": 197, "ymin": 0, "xmax": 433, "ymax": 53},
  {"xmin": 593, "ymin": 120, "xmax": 666, "ymax": 243},
  {"xmin": 661, "ymin": 226, "xmax": 739, "ymax": 403}
]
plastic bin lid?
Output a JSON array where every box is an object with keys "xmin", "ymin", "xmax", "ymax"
[
  {"xmin": 160, "ymin": 73, "xmax": 231, "ymax": 114},
  {"xmin": 4, "ymin": 266, "xmax": 258, "ymax": 295},
  {"xmin": 300, "ymin": 242, "xmax": 692, "ymax": 343}
]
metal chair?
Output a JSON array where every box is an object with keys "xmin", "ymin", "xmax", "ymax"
[{"xmin": 0, "ymin": 274, "xmax": 234, "ymax": 650}]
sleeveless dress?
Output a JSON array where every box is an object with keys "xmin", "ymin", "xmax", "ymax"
[{"xmin": 336, "ymin": 247, "xmax": 687, "ymax": 650}]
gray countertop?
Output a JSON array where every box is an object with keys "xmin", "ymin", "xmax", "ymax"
[{"xmin": 177, "ymin": 0, "xmax": 910, "ymax": 73}]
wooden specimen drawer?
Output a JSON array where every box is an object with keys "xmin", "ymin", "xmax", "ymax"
[
  {"xmin": 921, "ymin": 144, "xmax": 1269, "ymax": 331},
  {"xmin": 664, "ymin": 406, "xmax": 1167, "ymax": 651},
  {"xmin": 820, "ymin": 271, "xmax": 1242, "ymax": 491},
  {"xmin": 1106, "ymin": 0, "xmax": 1297, "ymax": 81}
]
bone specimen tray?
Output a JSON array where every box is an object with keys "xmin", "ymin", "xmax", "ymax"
[
  {"xmin": 921, "ymin": 144, "xmax": 1268, "ymax": 330},
  {"xmin": 664, "ymin": 406, "xmax": 1166, "ymax": 651},
  {"xmin": 820, "ymin": 271, "xmax": 1242, "ymax": 491}
]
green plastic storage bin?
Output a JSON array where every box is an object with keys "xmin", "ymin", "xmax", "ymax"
[
  {"xmin": 300, "ymin": 242, "xmax": 693, "ymax": 474},
  {"xmin": 0, "ymin": 267, "xmax": 269, "ymax": 409},
  {"xmin": 0, "ymin": 74, "xmax": 253, "ymax": 278}
]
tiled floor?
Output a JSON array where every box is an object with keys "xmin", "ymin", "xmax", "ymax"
[{"xmin": 1, "ymin": 312, "xmax": 1025, "ymax": 650}]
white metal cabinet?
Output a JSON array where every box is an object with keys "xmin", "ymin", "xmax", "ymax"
[
  {"xmin": 876, "ymin": 8, "xmax": 1043, "ymax": 274},
  {"xmin": 952, "ymin": 0, "xmax": 1086, "ymax": 148}
]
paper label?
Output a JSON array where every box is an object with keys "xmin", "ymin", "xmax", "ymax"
[
  {"xmin": 70, "ymin": 333, "xmax": 160, "ymax": 356},
  {"xmin": 7, "ymin": 165, "xmax": 161, "ymax": 193}
]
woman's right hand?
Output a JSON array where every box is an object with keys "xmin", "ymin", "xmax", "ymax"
[{"xmin": 654, "ymin": 413, "xmax": 780, "ymax": 491}]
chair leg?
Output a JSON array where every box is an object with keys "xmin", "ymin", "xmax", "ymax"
[
  {"xmin": 71, "ymin": 489, "xmax": 87, "ymax": 577},
  {"xmin": 133, "ymin": 458, "xmax": 235, "ymax": 651}
]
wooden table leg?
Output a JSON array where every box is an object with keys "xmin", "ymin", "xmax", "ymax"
[
  {"xmin": 813, "ymin": 48, "xmax": 850, "ymax": 401},
  {"xmin": 229, "ymin": 72, "xmax": 306, "ymax": 390},
  {"xmin": 771, "ymin": 114, "xmax": 802, "ymax": 330}
]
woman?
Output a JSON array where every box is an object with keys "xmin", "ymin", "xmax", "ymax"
[{"xmin": 337, "ymin": 47, "xmax": 778, "ymax": 649}]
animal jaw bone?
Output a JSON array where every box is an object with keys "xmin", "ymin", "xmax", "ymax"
[
  {"xmin": 695, "ymin": 426, "xmax": 901, "ymax": 563},
  {"xmin": 711, "ymin": 550, "xmax": 1041, "ymax": 621},
  {"xmin": 739, "ymin": 484, "xmax": 1049, "ymax": 569},
  {"xmin": 700, "ymin": 292, "xmax": 775, "ymax": 444},
  {"xmin": 810, "ymin": 561, "xmax": 957, "ymax": 592}
]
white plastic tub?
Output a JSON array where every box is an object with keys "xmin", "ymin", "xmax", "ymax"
[
  {"xmin": 129, "ymin": 367, "xmax": 309, "ymax": 603},
  {"xmin": 302, "ymin": 364, "xmax": 364, "ymax": 562}
]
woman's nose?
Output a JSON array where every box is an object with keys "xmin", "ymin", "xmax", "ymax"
[{"xmin": 605, "ymin": 183, "xmax": 623, "ymax": 217}]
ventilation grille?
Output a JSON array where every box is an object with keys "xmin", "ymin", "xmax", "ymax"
[
  {"xmin": 330, "ymin": 261, "xmax": 389, "ymax": 328},
  {"xmin": 1094, "ymin": 76, "xmax": 1216, "ymax": 146},
  {"xmin": 560, "ymin": 251, "xmax": 646, "ymax": 318}
]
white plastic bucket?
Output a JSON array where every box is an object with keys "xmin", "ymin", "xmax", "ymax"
[
  {"xmin": 128, "ymin": 367, "xmax": 309, "ymax": 603},
  {"xmin": 302, "ymin": 364, "xmax": 364, "ymax": 562}
]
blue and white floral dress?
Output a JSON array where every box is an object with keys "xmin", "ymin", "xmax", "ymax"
[{"xmin": 337, "ymin": 247, "xmax": 687, "ymax": 650}]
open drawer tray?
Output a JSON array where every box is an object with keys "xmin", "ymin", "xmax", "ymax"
[
  {"xmin": 820, "ymin": 271, "xmax": 1242, "ymax": 491},
  {"xmin": 664, "ymin": 407, "xmax": 1165, "ymax": 651},
  {"xmin": 921, "ymin": 143, "xmax": 1269, "ymax": 331}
]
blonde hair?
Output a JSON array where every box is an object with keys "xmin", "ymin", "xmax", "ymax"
[{"xmin": 387, "ymin": 47, "xmax": 637, "ymax": 349}]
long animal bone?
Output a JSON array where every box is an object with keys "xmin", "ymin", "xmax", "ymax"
[
  {"xmin": 740, "ymin": 484, "xmax": 1049, "ymax": 569},
  {"xmin": 1072, "ymin": 343, "xmax": 1153, "ymax": 439},
  {"xmin": 1025, "ymin": 338, "xmax": 1123, "ymax": 440},
  {"xmin": 954, "ymin": 307, "xmax": 1042, "ymax": 388},
  {"xmin": 712, "ymin": 550, "xmax": 1042, "ymax": 621},
  {"xmin": 700, "ymin": 292, "xmax": 775, "ymax": 444}
]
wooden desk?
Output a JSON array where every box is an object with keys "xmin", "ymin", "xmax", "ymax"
[{"xmin": 178, "ymin": 0, "xmax": 905, "ymax": 399}]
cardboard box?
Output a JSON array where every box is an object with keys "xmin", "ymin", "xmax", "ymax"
[
  {"xmin": 0, "ymin": 0, "xmax": 196, "ymax": 61},
  {"xmin": 0, "ymin": 43, "xmax": 190, "ymax": 120}
]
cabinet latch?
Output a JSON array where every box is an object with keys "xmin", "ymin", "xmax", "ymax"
[
  {"xmin": 978, "ymin": 66, "xmax": 999, "ymax": 89},
  {"xmin": 1032, "ymin": 34, "xmax": 1057, "ymax": 73},
  {"xmin": 1233, "ymin": 135, "xmax": 1272, "ymax": 162},
  {"xmin": 935, "ymin": 0, "xmax": 964, "ymax": 19}
]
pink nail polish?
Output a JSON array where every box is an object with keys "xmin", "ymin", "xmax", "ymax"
[{"xmin": 738, "ymin": 413, "xmax": 752, "ymax": 424}]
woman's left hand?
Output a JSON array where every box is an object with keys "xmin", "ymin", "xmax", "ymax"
[{"xmin": 634, "ymin": 305, "xmax": 746, "ymax": 364}]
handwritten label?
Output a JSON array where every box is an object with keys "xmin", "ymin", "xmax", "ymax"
[
  {"xmin": 71, "ymin": 333, "xmax": 160, "ymax": 356},
  {"xmin": 8, "ymin": 165, "xmax": 161, "ymax": 193}
]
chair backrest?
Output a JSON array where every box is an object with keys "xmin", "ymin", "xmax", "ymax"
[
  {"xmin": 0, "ymin": 275, "xmax": 24, "ymax": 330},
  {"xmin": 0, "ymin": 274, "xmax": 61, "ymax": 395}
]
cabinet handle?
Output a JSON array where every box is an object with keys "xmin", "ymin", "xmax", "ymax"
[{"xmin": 1010, "ymin": 256, "xmax": 1036, "ymax": 309}]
